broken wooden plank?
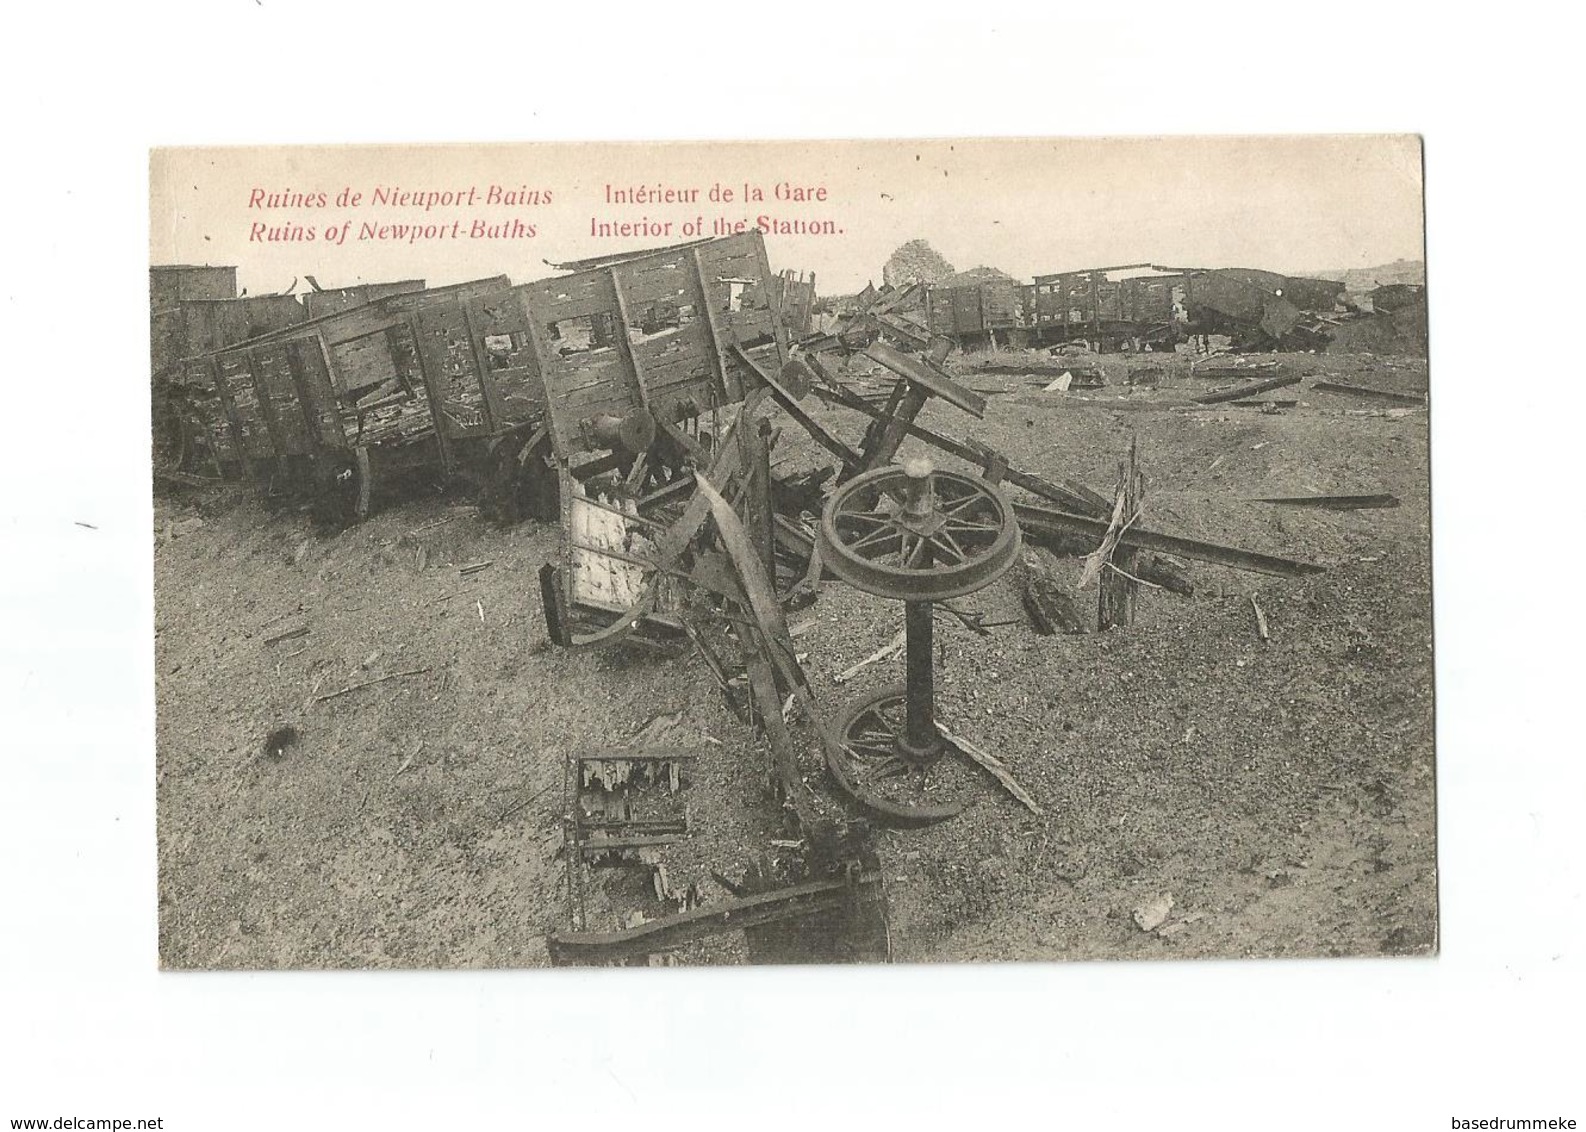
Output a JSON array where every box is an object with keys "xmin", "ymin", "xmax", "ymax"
[
  {"xmin": 863, "ymin": 341, "xmax": 987, "ymax": 418},
  {"xmin": 1252, "ymin": 493, "xmax": 1400, "ymax": 511},
  {"xmin": 728, "ymin": 344, "xmax": 864, "ymax": 474},
  {"xmin": 1192, "ymin": 374, "xmax": 1302, "ymax": 404},
  {"xmin": 1098, "ymin": 438, "xmax": 1143, "ymax": 631},
  {"xmin": 1014, "ymin": 548, "xmax": 1088, "ymax": 635},
  {"xmin": 833, "ymin": 630, "xmax": 906, "ymax": 685},
  {"xmin": 1014, "ymin": 501, "xmax": 1324, "ymax": 578},
  {"xmin": 936, "ymin": 721, "xmax": 1044, "ymax": 816},
  {"xmin": 1192, "ymin": 362, "xmax": 1280, "ymax": 378},
  {"xmin": 314, "ymin": 666, "xmax": 432, "ymax": 703},
  {"xmin": 1310, "ymin": 380, "xmax": 1425, "ymax": 406}
]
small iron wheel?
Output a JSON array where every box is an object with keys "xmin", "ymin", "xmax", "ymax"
[
  {"xmin": 826, "ymin": 683, "xmax": 966, "ymax": 827},
  {"xmin": 818, "ymin": 463, "xmax": 1021, "ymax": 602}
]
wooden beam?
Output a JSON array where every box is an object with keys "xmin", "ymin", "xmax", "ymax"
[
  {"xmin": 459, "ymin": 299, "xmax": 504, "ymax": 434},
  {"xmin": 806, "ymin": 381, "xmax": 1109, "ymax": 514},
  {"xmin": 403, "ymin": 315, "xmax": 453, "ymax": 474},
  {"xmin": 689, "ymin": 246, "xmax": 732, "ymax": 403},
  {"xmin": 606, "ymin": 267, "xmax": 650, "ymax": 412},
  {"xmin": 1014, "ymin": 501, "xmax": 1324, "ymax": 578}
]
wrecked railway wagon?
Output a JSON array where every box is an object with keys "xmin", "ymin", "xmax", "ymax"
[
  {"xmin": 532, "ymin": 232, "xmax": 798, "ymax": 644},
  {"xmin": 926, "ymin": 278, "xmax": 1022, "ymax": 349},
  {"xmin": 173, "ymin": 275, "xmax": 557, "ymax": 523},
  {"xmin": 170, "ymin": 231, "xmax": 796, "ymax": 528},
  {"xmin": 1022, "ymin": 265, "xmax": 1195, "ymax": 351}
]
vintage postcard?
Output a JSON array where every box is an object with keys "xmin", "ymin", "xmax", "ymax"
[{"xmin": 149, "ymin": 137, "xmax": 1432, "ymax": 968}]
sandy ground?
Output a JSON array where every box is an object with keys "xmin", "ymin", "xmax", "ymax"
[{"xmin": 155, "ymin": 347, "xmax": 1435, "ymax": 968}]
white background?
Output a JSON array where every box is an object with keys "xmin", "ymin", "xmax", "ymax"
[{"xmin": 2, "ymin": 2, "xmax": 1582, "ymax": 1128}]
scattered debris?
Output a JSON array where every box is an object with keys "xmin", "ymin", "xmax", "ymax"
[
  {"xmin": 1133, "ymin": 893, "xmax": 1175, "ymax": 933},
  {"xmin": 1251, "ymin": 595, "xmax": 1271, "ymax": 642},
  {"xmin": 628, "ymin": 710, "xmax": 685, "ymax": 746},
  {"xmin": 1194, "ymin": 361, "xmax": 1281, "ymax": 378},
  {"xmin": 1157, "ymin": 911, "xmax": 1206, "ymax": 939},
  {"xmin": 314, "ymin": 667, "xmax": 433, "ymax": 704},
  {"xmin": 407, "ymin": 514, "xmax": 465, "ymax": 537},
  {"xmin": 833, "ymin": 630, "xmax": 907, "ymax": 685},
  {"xmin": 393, "ymin": 740, "xmax": 422, "ymax": 777}
]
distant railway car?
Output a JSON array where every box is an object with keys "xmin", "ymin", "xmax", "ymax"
[
  {"xmin": 1024, "ymin": 265, "xmax": 1195, "ymax": 351},
  {"xmin": 923, "ymin": 278, "xmax": 1022, "ymax": 348}
]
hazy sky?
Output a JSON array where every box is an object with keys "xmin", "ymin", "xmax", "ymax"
[{"xmin": 150, "ymin": 136, "xmax": 1424, "ymax": 297}]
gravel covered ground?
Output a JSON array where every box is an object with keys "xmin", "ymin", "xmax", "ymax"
[{"xmin": 155, "ymin": 347, "xmax": 1435, "ymax": 968}]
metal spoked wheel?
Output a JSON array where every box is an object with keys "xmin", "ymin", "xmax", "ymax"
[
  {"xmin": 827, "ymin": 683, "xmax": 966, "ymax": 827},
  {"xmin": 818, "ymin": 463, "xmax": 1021, "ymax": 602}
]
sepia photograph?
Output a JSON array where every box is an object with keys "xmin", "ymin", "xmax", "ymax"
[
  {"xmin": 150, "ymin": 137, "xmax": 1434, "ymax": 968},
  {"xmin": 9, "ymin": 3, "xmax": 1586, "ymax": 1125}
]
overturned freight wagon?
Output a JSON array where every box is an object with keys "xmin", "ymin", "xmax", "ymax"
[
  {"xmin": 172, "ymin": 275, "xmax": 556, "ymax": 523},
  {"xmin": 1181, "ymin": 269, "xmax": 1349, "ymax": 349},
  {"xmin": 532, "ymin": 231, "xmax": 798, "ymax": 646},
  {"xmin": 171, "ymin": 230, "xmax": 797, "ymax": 536}
]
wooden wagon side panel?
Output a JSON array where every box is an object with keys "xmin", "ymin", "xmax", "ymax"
[
  {"xmin": 529, "ymin": 231, "xmax": 787, "ymax": 460},
  {"xmin": 948, "ymin": 286, "xmax": 982, "ymax": 335},
  {"xmin": 982, "ymin": 280, "xmax": 1020, "ymax": 329},
  {"xmin": 285, "ymin": 337, "xmax": 346, "ymax": 450},
  {"xmin": 699, "ymin": 233, "xmax": 785, "ymax": 352},
  {"xmin": 333, "ymin": 323, "xmax": 438, "ymax": 450},
  {"xmin": 523, "ymin": 273, "xmax": 628, "ymax": 456},
  {"xmin": 214, "ymin": 352, "xmax": 274, "ymax": 461},
  {"xmin": 380, "ymin": 276, "xmax": 512, "ymax": 316},
  {"xmin": 698, "ymin": 231, "xmax": 785, "ymax": 399},
  {"xmin": 413, "ymin": 303, "xmax": 494, "ymax": 441},
  {"xmin": 300, "ymin": 279, "xmax": 425, "ymax": 319},
  {"xmin": 178, "ymin": 357, "xmax": 240, "ymax": 466},
  {"xmin": 471, "ymin": 289, "xmax": 548, "ymax": 428},
  {"xmin": 251, "ymin": 342, "xmax": 315, "ymax": 456},
  {"xmin": 619, "ymin": 245, "xmax": 731, "ymax": 424}
]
